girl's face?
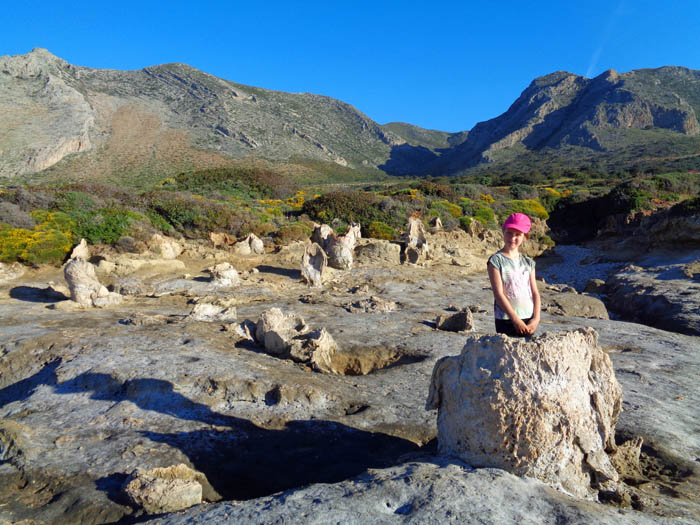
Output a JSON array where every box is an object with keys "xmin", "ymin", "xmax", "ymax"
[{"xmin": 503, "ymin": 227, "xmax": 526, "ymax": 249}]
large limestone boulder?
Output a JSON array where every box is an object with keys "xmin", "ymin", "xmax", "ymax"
[
  {"xmin": 147, "ymin": 234, "xmax": 182, "ymax": 260},
  {"xmin": 64, "ymin": 258, "xmax": 122, "ymax": 307},
  {"xmin": 403, "ymin": 215, "xmax": 430, "ymax": 264},
  {"xmin": 326, "ymin": 233, "xmax": 355, "ymax": 270},
  {"xmin": 123, "ymin": 464, "xmax": 204, "ymax": 514},
  {"xmin": 354, "ymin": 240, "xmax": 401, "ymax": 266},
  {"xmin": 426, "ymin": 328, "xmax": 622, "ymax": 499},
  {"xmin": 301, "ymin": 243, "xmax": 327, "ymax": 287},
  {"xmin": 232, "ymin": 233, "xmax": 265, "ymax": 255},
  {"xmin": 207, "ymin": 262, "xmax": 240, "ymax": 287},
  {"xmin": 0, "ymin": 262, "xmax": 25, "ymax": 282},
  {"xmin": 254, "ymin": 308, "xmax": 341, "ymax": 373},
  {"xmin": 69, "ymin": 238, "xmax": 90, "ymax": 260}
]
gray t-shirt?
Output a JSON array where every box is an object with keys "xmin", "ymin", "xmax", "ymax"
[{"xmin": 488, "ymin": 252, "xmax": 535, "ymax": 320}]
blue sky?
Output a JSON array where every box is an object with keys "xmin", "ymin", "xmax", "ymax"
[{"xmin": 4, "ymin": 1, "xmax": 700, "ymax": 132}]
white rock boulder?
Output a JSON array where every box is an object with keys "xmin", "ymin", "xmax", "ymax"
[
  {"xmin": 426, "ymin": 328, "xmax": 622, "ymax": 499},
  {"xmin": 123, "ymin": 464, "xmax": 204, "ymax": 514},
  {"xmin": 301, "ymin": 243, "xmax": 327, "ymax": 287},
  {"xmin": 64, "ymin": 258, "xmax": 121, "ymax": 307},
  {"xmin": 207, "ymin": 262, "xmax": 240, "ymax": 287}
]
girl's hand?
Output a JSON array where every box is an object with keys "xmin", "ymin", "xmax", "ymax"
[
  {"xmin": 512, "ymin": 318, "xmax": 529, "ymax": 334},
  {"xmin": 526, "ymin": 318, "xmax": 540, "ymax": 334}
]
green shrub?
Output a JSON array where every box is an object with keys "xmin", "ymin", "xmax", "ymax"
[
  {"xmin": 275, "ymin": 223, "xmax": 312, "ymax": 244},
  {"xmin": 301, "ymin": 191, "xmax": 394, "ymax": 229},
  {"xmin": 368, "ymin": 221, "xmax": 396, "ymax": 240},
  {"xmin": 508, "ymin": 184, "xmax": 537, "ymax": 200},
  {"xmin": 501, "ymin": 200, "xmax": 549, "ymax": 220},
  {"xmin": 74, "ymin": 208, "xmax": 144, "ymax": 245},
  {"xmin": 474, "ymin": 206, "xmax": 496, "ymax": 227},
  {"xmin": 430, "ymin": 200, "xmax": 462, "ymax": 218},
  {"xmin": 458, "ymin": 216, "xmax": 473, "ymax": 231},
  {"xmin": 0, "ymin": 224, "xmax": 73, "ymax": 266}
]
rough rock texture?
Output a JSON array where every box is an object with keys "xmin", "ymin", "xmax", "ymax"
[
  {"xmin": 0, "ymin": 262, "xmax": 25, "ymax": 282},
  {"xmin": 310, "ymin": 224, "xmax": 334, "ymax": 250},
  {"xmin": 434, "ymin": 307, "xmax": 474, "ymax": 332},
  {"xmin": 354, "ymin": 240, "xmax": 401, "ymax": 266},
  {"xmin": 187, "ymin": 303, "xmax": 237, "ymax": 323},
  {"xmin": 232, "ymin": 233, "xmax": 265, "ymax": 256},
  {"xmin": 543, "ymin": 292, "xmax": 610, "ymax": 320},
  {"xmin": 207, "ymin": 262, "xmax": 240, "ymax": 287},
  {"xmin": 300, "ymin": 243, "xmax": 327, "ymax": 287},
  {"xmin": 0, "ymin": 242, "xmax": 699, "ymax": 524},
  {"xmin": 70, "ymin": 238, "xmax": 90, "ymax": 260},
  {"xmin": 326, "ymin": 230, "xmax": 358, "ymax": 270},
  {"xmin": 403, "ymin": 216, "xmax": 430, "ymax": 264},
  {"xmin": 148, "ymin": 234, "xmax": 183, "ymax": 260},
  {"xmin": 255, "ymin": 307, "xmax": 309, "ymax": 356},
  {"xmin": 606, "ymin": 258, "xmax": 700, "ymax": 335},
  {"xmin": 345, "ymin": 295, "xmax": 397, "ymax": 314},
  {"xmin": 123, "ymin": 464, "xmax": 204, "ymax": 514},
  {"xmin": 426, "ymin": 328, "xmax": 622, "ymax": 498},
  {"xmin": 64, "ymin": 257, "xmax": 122, "ymax": 307}
]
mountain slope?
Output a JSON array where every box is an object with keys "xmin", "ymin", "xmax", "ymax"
[
  {"xmin": 0, "ymin": 49, "xmax": 411, "ymax": 183},
  {"xmin": 441, "ymin": 67, "xmax": 700, "ymax": 174}
]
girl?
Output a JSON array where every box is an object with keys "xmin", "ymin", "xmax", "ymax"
[{"xmin": 487, "ymin": 212, "xmax": 541, "ymax": 337}]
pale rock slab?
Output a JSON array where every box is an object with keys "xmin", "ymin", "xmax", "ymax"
[
  {"xmin": 301, "ymin": 243, "xmax": 327, "ymax": 287},
  {"xmin": 63, "ymin": 257, "xmax": 122, "ymax": 307},
  {"xmin": 354, "ymin": 240, "xmax": 401, "ymax": 266},
  {"xmin": 148, "ymin": 234, "xmax": 183, "ymax": 260},
  {"xmin": 123, "ymin": 464, "xmax": 204, "ymax": 514},
  {"xmin": 187, "ymin": 303, "xmax": 238, "ymax": 322},
  {"xmin": 0, "ymin": 262, "xmax": 25, "ymax": 282},
  {"xmin": 207, "ymin": 262, "xmax": 240, "ymax": 287},
  {"xmin": 232, "ymin": 233, "xmax": 265, "ymax": 255},
  {"xmin": 255, "ymin": 307, "xmax": 309, "ymax": 355},
  {"xmin": 426, "ymin": 328, "xmax": 622, "ymax": 499}
]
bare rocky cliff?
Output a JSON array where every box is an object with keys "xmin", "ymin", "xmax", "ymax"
[
  {"xmin": 441, "ymin": 67, "xmax": 700, "ymax": 173},
  {"xmin": 0, "ymin": 49, "xmax": 406, "ymax": 180}
]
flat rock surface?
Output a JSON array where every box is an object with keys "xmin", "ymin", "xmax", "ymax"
[{"xmin": 0, "ymin": 248, "xmax": 698, "ymax": 523}]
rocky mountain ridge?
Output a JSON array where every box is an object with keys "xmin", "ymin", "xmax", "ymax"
[{"xmin": 2, "ymin": 49, "xmax": 700, "ymax": 183}]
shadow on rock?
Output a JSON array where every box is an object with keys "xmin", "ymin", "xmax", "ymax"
[
  {"xmin": 255, "ymin": 265, "xmax": 301, "ymax": 279},
  {"xmin": 142, "ymin": 420, "xmax": 421, "ymax": 501},
  {"xmin": 0, "ymin": 359, "xmax": 61, "ymax": 408},
  {"xmin": 9, "ymin": 286, "xmax": 68, "ymax": 303},
  {"xmin": 54, "ymin": 374, "xmax": 241, "ymax": 428}
]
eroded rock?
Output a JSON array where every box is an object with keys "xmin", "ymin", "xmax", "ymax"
[
  {"xmin": 148, "ymin": 234, "xmax": 182, "ymax": 260},
  {"xmin": 345, "ymin": 296, "xmax": 397, "ymax": 313},
  {"xmin": 70, "ymin": 238, "xmax": 90, "ymax": 260},
  {"xmin": 426, "ymin": 328, "xmax": 622, "ymax": 499},
  {"xmin": 123, "ymin": 464, "xmax": 205, "ymax": 514},
  {"xmin": 311, "ymin": 224, "xmax": 334, "ymax": 250},
  {"xmin": 404, "ymin": 215, "xmax": 430, "ymax": 264},
  {"xmin": 64, "ymin": 257, "xmax": 122, "ymax": 307},
  {"xmin": 207, "ymin": 262, "xmax": 240, "ymax": 287},
  {"xmin": 434, "ymin": 307, "xmax": 474, "ymax": 332},
  {"xmin": 301, "ymin": 243, "xmax": 327, "ymax": 287},
  {"xmin": 187, "ymin": 303, "xmax": 238, "ymax": 322},
  {"xmin": 543, "ymin": 292, "xmax": 610, "ymax": 320},
  {"xmin": 354, "ymin": 240, "xmax": 401, "ymax": 266}
]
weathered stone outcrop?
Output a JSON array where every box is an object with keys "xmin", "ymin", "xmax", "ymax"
[
  {"xmin": 354, "ymin": 240, "xmax": 401, "ymax": 266},
  {"xmin": 301, "ymin": 243, "xmax": 327, "ymax": 287},
  {"xmin": 311, "ymin": 224, "xmax": 334, "ymax": 250},
  {"xmin": 187, "ymin": 303, "xmax": 238, "ymax": 322},
  {"xmin": 542, "ymin": 292, "xmax": 609, "ymax": 320},
  {"xmin": 326, "ymin": 234, "xmax": 355, "ymax": 270},
  {"xmin": 123, "ymin": 464, "xmax": 206, "ymax": 514},
  {"xmin": 63, "ymin": 257, "xmax": 122, "ymax": 307},
  {"xmin": 232, "ymin": 233, "xmax": 265, "ymax": 255},
  {"xmin": 403, "ymin": 215, "xmax": 430, "ymax": 264},
  {"xmin": 69, "ymin": 238, "xmax": 90, "ymax": 261},
  {"xmin": 426, "ymin": 328, "xmax": 622, "ymax": 499},
  {"xmin": 207, "ymin": 262, "xmax": 240, "ymax": 287},
  {"xmin": 434, "ymin": 307, "xmax": 474, "ymax": 332},
  {"xmin": 147, "ymin": 234, "xmax": 182, "ymax": 260}
]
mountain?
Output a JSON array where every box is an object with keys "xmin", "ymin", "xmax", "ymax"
[
  {"xmin": 2, "ymin": 49, "xmax": 700, "ymax": 185},
  {"xmin": 439, "ymin": 67, "xmax": 700, "ymax": 175},
  {"xmin": 0, "ymin": 49, "xmax": 416, "ymax": 184}
]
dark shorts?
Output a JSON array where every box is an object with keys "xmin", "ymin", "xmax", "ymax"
[{"xmin": 495, "ymin": 317, "xmax": 533, "ymax": 337}]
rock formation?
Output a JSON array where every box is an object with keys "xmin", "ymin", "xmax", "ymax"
[
  {"xmin": 404, "ymin": 215, "xmax": 430, "ymax": 264},
  {"xmin": 147, "ymin": 234, "xmax": 182, "ymax": 260},
  {"xmin": 301, "ymin": 243, "xmax": 327, "ymax": 287},
  {"xmin": 434, "ymin": 307, "xmax": 474, "ymax": 332},
  {"xmin": 63, "ymin": 257, "xmax": 122, "ymax": 307},
  {"xmin": 254, "ymin": 308, "xmax": 341, "ymax": 373},
  {"xmin": 311, "ymin": 224, "xmax": 334, "ymax": 250},
  {"xmin": 354, "ymin": 240, "xmax": 401, "ymax": 266},
  {"xmin": 232, "ymin": 233, "xmax": 265, "ymax": 255},
  {"xmin": 426, "ymin": 328, "xmax": 622, "ymax": 499},
  {"xmin": 187, "ymin": 303, "xmax": 238, "ymax": 322},
  {"xmin": 69, "ymin": 238, "xmax": 90, "ymax": 260},
  {"xmin": 123, "ymin": 464, "xmax": 207, "ymax": 514},
  {"xmin": 207, "ymin": 262, "xmax": 240, "ymax": 287},
  {"xmin": 326, "ymin": 233, "xmax": 355, "ymax": 270}
]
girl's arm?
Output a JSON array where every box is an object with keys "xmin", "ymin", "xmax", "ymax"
[
  {"xmin": 487, "ymin": 262, "xmax": 529, "ymax": 335},
  {"xmin": 526, "ymin": 269, "xmax": 541, "ymax": 334}
]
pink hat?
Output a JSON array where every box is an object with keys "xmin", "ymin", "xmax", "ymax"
[{"xmin": 502, "ymin": 213, "xmax": 531, "ymax": 233}]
